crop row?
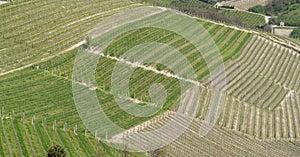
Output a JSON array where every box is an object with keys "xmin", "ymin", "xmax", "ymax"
[
  {"xmin": 125, "ymin": 111, "xmax": 300, "ymax": 156},
  {"xmin": 0, "ymin": 116, "xmax": 145, "ymax": 156},
  {"xmin": 0, "ymin": 0, "xmax": 138, "ymax": 73},
  {"xmin": 222, "ymin": 10, "xmax": 266, "ymax": 27},
  {"xmin": 216, "ymin": 91, "xmax": 300, "ymax": 140},
  {"xmin": 203, "ymin": 35, "xmax": 300, "ymax": 109}
]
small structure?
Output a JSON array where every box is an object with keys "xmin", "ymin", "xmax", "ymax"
[{"xmin": 280, "ymin": 21, "xmax": 285, "ymax": 27}]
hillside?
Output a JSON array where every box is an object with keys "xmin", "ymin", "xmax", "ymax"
[
  {"xmin": 135, "ymin": 0, "xmax": 266, "ymax": 29},
  {"xmin": 125, "ymin": 112, "xmax": 300, "ymax": 156},
  {"xmin": 0, "ymin": 0, "xmax": 300, "ymax": 156},
  {"xmin": 217, "ymin": 0, "xmax": 271, "ymax": 10}
]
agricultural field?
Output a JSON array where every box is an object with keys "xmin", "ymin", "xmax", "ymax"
[
  {"xmin": 0, "ymin": 0, "xmax": 300, "ymax": 156},
  {"xmin": 135, "ymin": 0, "xmax": 266, "ymax": 29},
  {"xmin": 220, "ymin": 9, "xmax": 266, "ymax": 27},
  {"xmin": 0, "ymin": 0, "xmax": 140, "ymax": 74},
  {"xmin": 129, "ymin": 112, "xmax": 300, "ymax": 156}
]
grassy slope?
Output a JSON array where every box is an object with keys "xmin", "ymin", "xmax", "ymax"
[
  {"xmin": 4, "ymin": 0, "xmax": 300, "ymax": 156},
  {"xmin": 0, "ymin": 5, "xmax": 252, "ymax": 155}
]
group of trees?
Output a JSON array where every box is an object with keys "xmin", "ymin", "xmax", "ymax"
[
  {"xmin": 249, "ymin": 0, "xmax": 300, "ymax": 15},
  {"xmin": 267, "ymin": 0, "xmax": 300, "ymax": 38},
  {"xmin": 248, "ymin": 0, "xmax": 300, "ymax": 25},
  {"xmin": 270, "ymin": 16, "xmax": 300, "ymax": 27},
  {"xmin": 248, "ymin": 0, "xmax": 300, "ymax": 39},
  {"xmin": 265, "ymin": 0, "xmax": 289, "ymax": 15}
]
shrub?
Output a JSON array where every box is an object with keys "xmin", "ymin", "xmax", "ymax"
[
  {"xmin": 47, "ymin": 145, "xmax": 66, "ymax": 157},
  {"xmin": 248, "ymin": 5, "xmax": 266, "ymax": 14}
]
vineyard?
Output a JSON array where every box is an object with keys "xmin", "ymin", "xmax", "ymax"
[
  {"xmin": 0, "ymin": 0, "xmax": 140, "ymax": 74},
  {"xmin": 221, "ymin": 9, "xmax": 266, "ymax": 27},
  {"xmin": 0, "ymin": 0, "xmax": 300, "ymax": 156},
  {"xmin": 126, "ymin": 112, "xmax": 300, "ymax": 156}
]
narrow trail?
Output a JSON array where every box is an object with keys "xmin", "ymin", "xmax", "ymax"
[
  {"xmin": 47, "ymin": 70, "xmax": 155, "ymax": 106},
  {"xmin": 0, "ymin": 40, "xmax": 86, "ymax": 77},
  {"xmin": 88, "ymin": 49, "xmax": 205, "ymax": 88}
]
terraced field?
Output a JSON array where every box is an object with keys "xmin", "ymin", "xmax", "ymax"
[
  {"xmin": 0, "ymin": 0, "xmax": 140, "ymax": 74},
  {"xmin": 0, "ymin": 0, "xmax": 300, "ymax": 156},
  {"xmin": 125, "ymin": 112, "xmax": 300, "ymax": 156},
  {"xmin": 202, "ymin": 33, "xmax": 300, "ymax": 141},
  {"xmin": 222, "ymin": 10, "xmax": 266, "ymax": 27}
]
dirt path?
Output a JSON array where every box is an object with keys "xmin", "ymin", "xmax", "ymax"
[
  {"xmin": 0, "ymin": 40, "xmax": 86, "ymax": 77},
  {"xmin": 88, "ymin": 49, "xmax": 204, "ymax": 88}
]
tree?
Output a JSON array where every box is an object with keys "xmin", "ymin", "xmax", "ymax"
[
  {"xmin": 272, "ymin": 0, "xmax": 286, "ymax": 13},
  {"xmin": 47, "ymin": 145, "xmax": 66, "ymax": 157}
]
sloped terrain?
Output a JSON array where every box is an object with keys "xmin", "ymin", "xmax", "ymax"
[
  {"xmin": 125, "ymin": 112, "xmax": 300, "ymax": 156},
  {"xmin": 0, "ymin": 0, "xmax": 299, "ymax": 156}
]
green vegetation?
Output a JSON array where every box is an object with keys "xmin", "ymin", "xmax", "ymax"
[
  {"xmin": 270, "ymin": 16, "xmax": 300, "ymax": 27},
  {"xmin": 47, "ymin": 145, "xmax": 66, "ymax": 157},
  {"xmin": 0, "ymin": 0, "xmax": 251, "ymax": 154},
  {"xmin": 265, "ymin": 0, "xmax": 300, "ymax": 15},
  {"xmin": 134, "ymin": 0, "xmax": 266, "ymax": 28},
  {"xmin": 0, "ymin": 0, "xmax": 146, "ymax": 156},
  {"xmin": 291, "ymin": 27, "xmax": 300, "ymax": 39},
  {"xmin": 1, "ymin": 0, "xmax": 300, "ymax": 156},
  {"xmin": 0, "ymin": 0, "xmax": 138, "ymax": 73},
  {"xmin": 253, "ymin": 0, "xmax": 300, "ymax": 27},
  {"xmin": 248, "ymin": 5, "xmax": 266, "ymax": 14},
  {"xmin": 221, "ymin": 10, "xmax": 265, "ymax": 27}
]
